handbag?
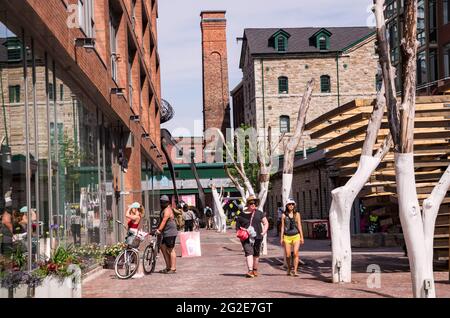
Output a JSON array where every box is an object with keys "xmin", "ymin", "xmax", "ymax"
[{"xmin": 236, "ymin": 211, "xmax": 255, "ymax": 241}]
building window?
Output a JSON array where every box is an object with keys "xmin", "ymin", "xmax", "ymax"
[
  {"xmin": 387, "ymin": 21, "xmax": 399, "ymax": 64},
  {"xmin": 320, "ymin": 75, "xmax": 331, "ymax": 93},
  {"xmin": 109, "ymin": 8, "xmax": 120, "ymax": 82},
  {"xmin": 444, "ymin": 43, "xmax": 450, "ymax": 78},
  {"xmin": 276, "ymin": 35, "xmax": 287, "ymax": 52},
  {"xmin": 278, "ymin": 76, "xmax": 288, "ymax": 94},
  {"xmin": 60, "ymin": 84, "xmax": 64, "ymax": 101},
  {"xmin": 429, "ymin": 49, "xmax": 438, "ymax": 82},
  {"xmin": 417, "ymin": 0, "xmax": 426, "ymax": 47},
  {"xmin": 385, "ymin": 0, "xmax": 397, "ymax": 19},
  {"xmin": 417, "ymin": 50, "xmax": 427, "ymax": 85},
  {"xmin": 8, "ymin": 85, "xmax": 20, "ymax": 103},
  {"xmin": 444, "ymin": 0, "xmax": 450, "ymax": 25},
  {"xmin": 318, "ymin": 36, "xmax": 327, "ymax": 50},
  {"xmin": 78, "ymin": 0, "xmax": 95, "ymax": 37},
  {"xmin": 429, "ymin": 0, "xmax": 437, "ymax": 43},
  {"xmin": 48, "ymin": 83, "xmax": 54, "ymax": 100},
  {"xmin": 7, "ymin": 46, "xmax": 21, "ymax": 61},
  {"xmin": 280, "ymin": 115, "xmax": 290, "ymax": 133}
]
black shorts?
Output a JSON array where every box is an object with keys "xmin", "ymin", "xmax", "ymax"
[
  {"xmin": 241, "ymin": 238, "xmax": 262, "ymax": 257},
  {"xmin": 162, "ymin": 236, "xmax": 176, "ymax": 249}
]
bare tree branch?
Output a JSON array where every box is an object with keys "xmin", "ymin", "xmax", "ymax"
[
  {"xmin": 374, "ymin": 0, "xmax": 401, "ymax": 150},
  {"xmin": 362, "ymin": 83, "xmax": 387, "ymax": 156}
]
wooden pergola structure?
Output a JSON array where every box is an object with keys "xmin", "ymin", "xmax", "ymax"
[{"xmin": 305, "ymin": 96, "xmax": 450, "ymax": 264}]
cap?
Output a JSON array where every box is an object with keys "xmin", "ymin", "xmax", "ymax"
[
  {"xmin": 20, "ymin": 206, "xmax": 28, "ymax": 213},
  {"xmin": 160, "ymin": 195, "xmax": 170, "ymax": 202},
  {"xmin": 129, "ymin": 202, "xmax": 140, "ymax": 209}
]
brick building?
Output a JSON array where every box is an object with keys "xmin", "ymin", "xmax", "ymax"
[
  {"xmin": 232, "ymin": 27, "xmax": 379, "ymax": 149},
  {"xmin": 385, "ymin": 0, "xmax": 450, "ymax": 95},
  {"xmin": 0, "ymin": 0, "xmax": 163, "ymax": 260},
  {"xmin": 200, "ymin": 11, "xmax": 231, "ymax": 136}
]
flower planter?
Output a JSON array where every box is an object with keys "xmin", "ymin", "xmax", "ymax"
[
  {"xmin": 34, "ymin": 275, "xmax": 81, "ymax": 298},
  {"xmin": 0, "ymin": 265, "xmax": 82, "ymax": 298},
  {"xmin": 103, "ymin": 256, "xmax": 116, "ymax": 269}
]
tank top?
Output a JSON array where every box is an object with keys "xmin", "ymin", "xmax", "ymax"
[
  {"xmin": 128, "ymin": 220, "xmax": 139, "ymax": 229},
  {"xmin": 160, "ymin": 207, "xmax": 178, "ymax": 238},
  {"xmin": 284, "ymin": 214, "xmax": 299, "ymax": 236}
]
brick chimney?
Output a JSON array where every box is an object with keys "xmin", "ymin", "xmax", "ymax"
[{"xmin": 200, "ymin": 11, "xmax": 231, "ymax": 136}]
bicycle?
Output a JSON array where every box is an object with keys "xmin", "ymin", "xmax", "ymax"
[
  {"xmin": 142, "ymin": 231, "xmax": 162, "ymax": 274},
  {"xmin": 114, "ymin": 221, "xmax": 147, "ymax": 279}
]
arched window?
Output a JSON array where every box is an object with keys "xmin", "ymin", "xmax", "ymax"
[
  {"xmin": 320, "ymin": 75, "xmax": 331, "ymax": 93},
  {"xmin": 278, "ymin": 76, "xmax": 289, "ymax": 94},
  {"xmin": 280, "ymin": 115, "xmax": 290, "ymax": 133}
]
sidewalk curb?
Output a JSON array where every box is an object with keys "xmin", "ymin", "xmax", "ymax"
[{"xmin": 82, "ymin": 266, "xmax": 106, "ymax": 284}]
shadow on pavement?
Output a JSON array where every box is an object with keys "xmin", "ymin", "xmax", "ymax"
[
  {"xmin": 348, "ymin": 288, "xmax": 395, "ymax": 298},
  {"xmin": 269, "ymin": 290, "xmax": 330, "ymax": 298}
]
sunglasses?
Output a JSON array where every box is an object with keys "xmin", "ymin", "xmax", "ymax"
[{"xmin": 248, "ymin": 201, "xmax": 256, "ymax": 205}]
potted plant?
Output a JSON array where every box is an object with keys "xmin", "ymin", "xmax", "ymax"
[{"xmin": 102, "ymin": 243, "xmax": 126, "ymax": 269}]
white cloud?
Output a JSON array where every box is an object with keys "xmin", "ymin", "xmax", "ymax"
[{"xmin": 158, "ymin": 0, "xmax": 375, "ymax": 135}]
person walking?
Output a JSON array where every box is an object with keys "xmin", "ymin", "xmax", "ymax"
[
  {"xmin": 70, "ymin": 209, "xmax": 82, "ymax": 245},
  {"xmin": 182, "ymin": 204, "xmax": 195, "ymax": 232},
  {"xmin": 204, "ymin": 206, "xmax": 213, "ymax": 230},
  {"xmin": 235, "ymin": 195, "xmax": 269, "ymax": 278},
  {"xmin": 156, "ymin": 195, "xmax": 178, "ymax": 274},
  {"xmin": 280, "ymin": 199, "xmax": 304, "ymax": 277}
]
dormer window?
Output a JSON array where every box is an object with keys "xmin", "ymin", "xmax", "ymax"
[
  {"xmin": 310, "ymin": 28, "xmax": 332, "ymax": 51},
  {"xmin": 276, "ymin": 35, "xmax": 287, "ymax": 52},
  {"xmin": 318, "ymin": 36, "xmax": 327, "ymax": 50},
  {"xmin": 269, "ymin": 29, "xmax": 291, "ymax": 53}
]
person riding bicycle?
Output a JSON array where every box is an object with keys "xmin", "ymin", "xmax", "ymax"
[{"xmin": 155, "ymin": 195, "xmax": 177, "ymax": 274}]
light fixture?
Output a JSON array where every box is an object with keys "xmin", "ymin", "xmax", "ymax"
[
  {"xmin": 142, "ymin": 133, "xmax": 150, "ymax": 139},
  {"xmin": 75, "ymin": 38, "xmax": 96, "ymax": 50},
  {"xmin": 130, "ymin": 115, "xmax": 140, "ymax": 123},
  {"xmin": 151, "ymin": 143, "xmax": 157, "ymax": 149},
  {"xmin": 157, "ymin": 154, "xmax": 163, "ymax": 158},
  {"xmin": 111, "ymin": 87, "xmax": 125, "ymax": 97}
]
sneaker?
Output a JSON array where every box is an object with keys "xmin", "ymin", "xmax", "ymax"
[
  {"xmin": 290, "ymin": 272, "xmax": 299, "ymax": 277},
  {"xmin": 252, "ymin": 269, "xmax": 259, "ymax": 277},
  {"xmin": 246, "ymin": 271, "xmax": 255, "ymax": 278}
]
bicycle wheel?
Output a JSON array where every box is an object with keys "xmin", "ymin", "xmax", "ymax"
[
  {"xmin": 142, "ymin": 244, "xmax": 156, "ymax": 274},
  {"xmin": 114, "ymin": 249, "xmax": 139, "ymax": 279}
]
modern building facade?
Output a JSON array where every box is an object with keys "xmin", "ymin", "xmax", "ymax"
[
  {"xmin": 232, "ymin": 27, "xmax": 379, "ymax": 149},
  {"xmin": 0, "ymin": 0, "xmax": 164, "ymax": 267},
  {"xmin": 385, "ymin": 0, "xmax": 450, "ymax": 95}
]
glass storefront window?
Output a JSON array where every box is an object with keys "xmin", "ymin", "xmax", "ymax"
[
  {"xmin": 417, "ymin": 50, "xmax": 427, "ymax": 85},
  {"xmin": 417, "ymin": 0, "xmax": 426, "ymax": 47}
]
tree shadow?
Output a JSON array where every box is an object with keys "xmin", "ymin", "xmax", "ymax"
[
  {"xmin": 270, "ymin": 290, "xmax": 330, "ymax": 298},
  {"xmin": 348, "ymin": 288, "xmax": 396, "ymax": 298}
]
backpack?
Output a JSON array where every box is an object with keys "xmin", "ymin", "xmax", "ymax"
[
  {"xmin": 173, "ymin": 208, "xmax": 185, "ymax": 230},
  {"xmin": 205, "ymin": 208, "xmax": 212, "ymax": 217}
]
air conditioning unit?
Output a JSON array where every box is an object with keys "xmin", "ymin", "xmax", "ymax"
[{"xmin": 75, "ymin": 38, "xmax": 96, "ymax": 50}]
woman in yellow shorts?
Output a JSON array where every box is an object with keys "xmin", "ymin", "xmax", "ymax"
[{"xmin": 280, "ymin": 199, "xmax": 304, "ymax": 276}]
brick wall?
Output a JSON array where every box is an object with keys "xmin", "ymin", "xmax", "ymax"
[
  {"xmin": 242, "ymin": 36, "xmax": 378, "ymax": 150},
  {"xmin": 201, "ymin": 11, "xmax": 230, "ymax": 135},
  {"xmin": 1, "ymin": 0, "xmax": 163, "ymax": 208}
]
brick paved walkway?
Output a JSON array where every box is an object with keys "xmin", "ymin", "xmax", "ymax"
[{"xmin": 82, "ymin": 229, "xmax": 450, "ymax": 298}]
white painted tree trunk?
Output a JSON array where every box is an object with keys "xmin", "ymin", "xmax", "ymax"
[
  {"xmin": 395, "ymin": 153, "xmax": 431, "ymax": 298},
  {"xmin": 211, "ymin": 186, "xmax": 227, "ymax": 233},
  {"xmin": 282, "ymin": 173, "xmax": 293, "ymax": 208},
  {"xmin": 330, "ymin": 156, "xmax": 381, "ymax": 283},
  {"xmin": 422, "ymin": 164, "xmax": 450, "ymax": 297}
]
